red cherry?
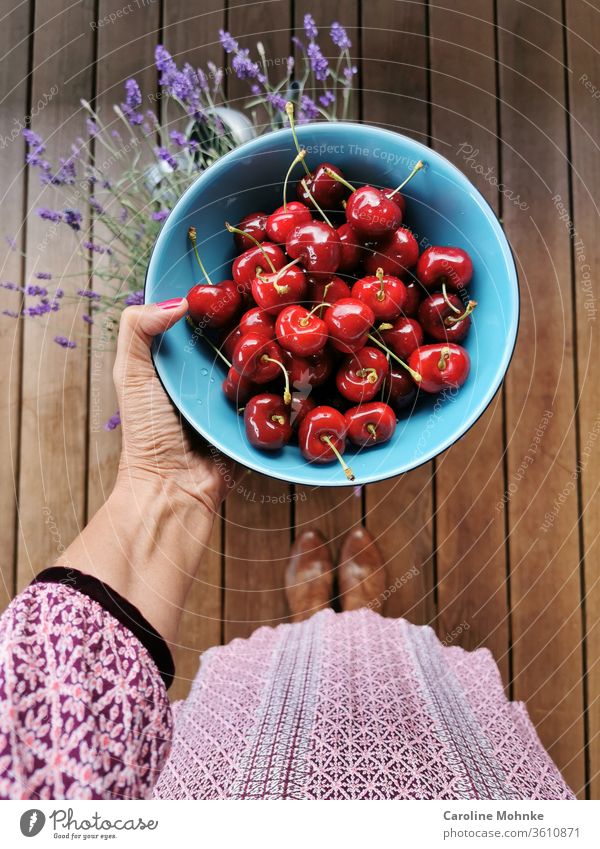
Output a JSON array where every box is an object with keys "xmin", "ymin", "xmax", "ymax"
[
  {"xmin": 244, "ymin": 394, "xmax": 292, "ymax": 450},
  {"xmin": 282, "ymin": 348, "xmax": 333, "ymax": 389},
  {"xmin": 363, "ymin": 227, "xmax": 419, "ymax": 277},
  {"xmin": 408, "ymin": 343, "xmax": 471, "ymax": 393},
  {"xmin": 297, "ymin": 162, "xmax": 346, "ymax": 209},
  {"xmin": 298, "ymin": 406, "xmax": 354, "ymax": 480},
  {"xmin": 345, "ymin": 402, "xmax": 397, "ymax": 447},
  {"xmin": 289, "ymin": 394, "xmax": 316, "ymax": 429},
  {"xmin": 251, "ymin": 263, "xmax": 307, "ymax": 315},
  {"xmin": 307, "ymin": 274, "xmax": 351, "ymax": 305},
  {"xmin": 222, "ymin": 367, "xmax": 258, "ymax": 405},
  {"xmin": 186, "ymin": 279, "xmax": 242, "ymax": 328},
  {"xmin": 351, "ymin": 269, "xmax": 407, "ymax": 321},
  {"xmin": 324, "ymin": 297, "xmax": 375, "ymax": 353},
  {"xmin": 418, "ymin": 292, "xmax": 476, "ymax": 343},
  {"xmin": 403, "ymin": 280, "xmax": 424, "ymax": 317},
  {"xmin": 378, "ymin": 316, "xmax": 424, "ymax": 359},
  {"xmin": 232, "ymin": 242, "xmax": 286, "ymax": 293},
  {"xmin": 265, "ymin": 201, "xmax": 312, "ymax": 244},
  {"xmin": 416, "ymin": 246, "xmax": 473, "ymax": 293},
  {"xmin": 337, "ymin": 222, "xmax": 364, "ymax": 272},
  {"xmin": 345, "ymin": 185, "xmax": 403, "ymax": 240},
  {"xmin": 275, "ymin": 305, "xmax": 328, "ymax": 356},
  {"xmin": 336, "ymin": 346, "xmax": 389, "ymax": 403},
  {"xmin": 239, "ymin": 306, "xmax": 275, "ymax": 338},
  {"xmin": 286, "ymin": 221, "xmax": 342, "ymax": 274},
  {"xmin": 233, "ymin": 332, "xmax": 286, "ymax": 384},
  {"xmin": 383, "ymin": 368, "xmax": 418, "ymax": 412},
  {"xmin": 220, "ymin": 325, "xmax": 245, "ymax": 361},
  {"xmin": 232, "ymin": 212, "xmax": 268, "ymax": 251}
]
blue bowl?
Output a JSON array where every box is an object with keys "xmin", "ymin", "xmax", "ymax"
[{"xmin": 145, "ymin": 122, "xmax": 519, "ymax": 487}]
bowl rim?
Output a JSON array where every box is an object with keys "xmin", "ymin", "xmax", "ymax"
[{"xmin": 145, "ymin": 121, "xmax": 520, "ymax": 486}]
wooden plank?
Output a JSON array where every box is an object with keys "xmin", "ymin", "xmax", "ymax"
[
  {"xmin": 428, "ymin": 1, "xmax": 510, "ymax": 679},
  {"xmin": 294, "ymin": 3, "xmax": 363, "ymax": 569},
  {"xmin": 362, "ymin": 0, "xmax": 435, "ymax": 623},
  {"xmin": 16, "ymin": 0, "xmax": 95, "ymax": 589},
  {"xmin": 223, "ymin": 2, "xmax": 293, "ymax": 640},
  {"xmin": 497, "ymin": 0, "xmax": 585, "ymax": 794},
  {"xmin": 160, "ymin": 0, "xmax": 226, "ymax": 696},
  {"xmin": 0, "ymin": 1, "xmax": 30, "ymax": 609},
  {"xmin": 564, "ymin": 0, "xmax": 600, "ymax": 800}
]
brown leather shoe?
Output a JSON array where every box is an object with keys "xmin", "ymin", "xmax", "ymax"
[
  {"xmin": 285, "ymin": 530, "xmax": 334, "ymax": 622},
  {"xmin": 338, "ymin": 526, "xmax": 386, "ymax": 611}
]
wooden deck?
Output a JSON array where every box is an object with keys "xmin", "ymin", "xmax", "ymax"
[{"xmin": 0, "ymin": 0, "xmax": 598, "ymax": 798}]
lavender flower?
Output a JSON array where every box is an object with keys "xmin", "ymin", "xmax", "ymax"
[
  {"xmin": 232, "ymin": 49, "xmax": 261, "ymax": 81},
  {"xmin": 5, "ymin": 236, "xmax": 17, "ymax": 251},
  {"xmin": 76, "ymin": 288, "xmax": 101, "ymax": 301},
  {"xmin": 169, "ymin": 130, "xmax": 187, "ymax": 146},
  {"xmin": 104, "ymin": 410, "xmax": 121, "ymax": 431},
  {"xmin": 219, "ymin": 30, "xmax": 238, "ymax": 53},
  {"xmin": 23, "ymin": 129, "xmax": 45, "ymax": 152},
  {"xmin": 63, "ymin": 208, "xmax": 82, "ymax": 231},
  {"xmin": 89, "ymin": 198, "xmax": 104, "ymax": 215},
  {"xmin": 125, "ymin": 290, "xmax": 144, "ymax": 306},
  {"xmin": 122, "ymin": 79, "xmax": 143, "ymax": 125},
  {"xmin": 37, "ymin": 208, "xmax": 62, "ymax": 223},
  {"xmin": 25, "ymin": 285, "xmax": 48, "ymax": 297},
  {"xmin": 319, "ymin": 90, "xmax": 336, "ymax": 107},
  {"xmin": 86, "ymin": 117, "xmax": 99, "ymax": 136},
  {"xmin": 343, "ymin": 65, "xmax": 358, "ymax": 81},
  {"xmin": 331, "ymin": 22, "xmax": 351, "ymax": 50},
  {"xmin": 151, "ymin": 210, "xmax": 169, "ymax": 222},
  {"xmin": 266, "ymin": 92, "xmax": 287, "ymax": 111},
  {"xmin": 82, "ymin": 314, "xmax": 94, "ymax": 325},
  {"xmin": 292, "ymin": 36, "xmax": 306, "ymax": 54},
  {"xmin": 1, "ymin": 281, "xmax": 21, "ymax": 291},
  {"xmin": 83, "ymin": 240, "xmax": 111, "ymax": 254},
  {"xmin": 34, "ymin": 272, "xmax": 52, "ymax": 280},
  {"xmin": 307, "ymin": 43, "xmax": 328, "ymax": 81},
  {"xmin": 304, "ymin": 14, "xmax": 318, "ymax": 39},
  {"xmin": 155, "ymin": 147, "xmax": 178, "ymax": 170},
  {"xmin": 155, "ymin": 45, "xmax": 177, "ymax": 88},
  {"xmin": 54, "ymin": 335, "xmax": 76, "ymax": 349},
  {"xmin": 299, "ymin": 95, "xmax": 320, "ymax": 122},
  {"xmin": 2, "ymin": 310, "xmax": 19, "ymax": 318}
]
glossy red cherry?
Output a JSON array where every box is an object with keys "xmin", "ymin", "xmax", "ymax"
[
  {"xmin": 290, "ymin": 394, "xmax": 316, "ymax": 429},
  {"xmin": 403, "ymin": 280, "xmax": 424, "ymax": 317},
  {"xmin": 222, "ymin": 366, "xmax": 258, "ymax": 405},
  {"xmin": 186, "ymin": 279, "xmax": 242, "ymax": 328},
  {"xmin": 251, "ymin": 263, "xmax": 307, "ymax": 315},
  {"xmin": 220, "ymin": 324, "xmax": 245, "ymax": 361},
  {"xmin": 239, "ymin": 306, "xmax": 275, "ymax": 338},
  {"xmin": 282, "ymin": 348, "xmax": 333, "ymax": 389},
  {"xmin": 383, "ymin": 368, "xmax": 418, "ymax": 412},
  {"xmin": 232, "ymin": 242, "xmax": 286, "ymax": 293},
  {"xmin": 336, "ymin": 346, "xmax": 389, "ymax": 403},
  {"xmin": 233, "ymin": 332, "xmax": 286, "ymax": 385},
  {"xmin": 345, "ymin": 185, "xmax": 403, "ymax": 240},
  {"xmin": 298, "ymin": 405, "xmax": 354, "ymax": 479},
  {"xmin": 265, "ymin": 201, "xmax": 312, "ymax": 244},
  {"xmin": 416, "ymin": 246, "xmax": 473, "ymax": 293},
  {"xmin": 297, "ymin": 162, "xmax": 346, "ymax": 209},
  {"xmin": 378, "ymin": 316, "xmax": 424, "ymax": 359},
  {"xmin": 363, "ymin": 227, "xmax": 419, "ymax": 277},
  {"xmin": 345, "ymin": 402, "xmax": 397, "ymax": 447},
  {"xmin": 324, "ymin": 298, "xmax": 375, "ymax": 353},
  {"xmin": 307, "ymin": 274, "xmax": 351, "ymax": 305},
  {"xmin": 232, "ymin": 212, "xmax": 268, "ymax": 251},
  {"xmin": 286, "ymin": 221, "xmax": 342, "ymax": 274},
  {"xmin": 244, "ymin": 394, "xmax": 292, "ymax": 450},
  {"xmin": 351, "ymin": 269, "xmax": 407, "ymax": 321},
  {"xmin": 418, "ymin": 292, "xmax": 476, "ymax": 343},
  {"xmin": 337, "ymin": 222, "xmax": 364, "ymax": 272},
  {"xmin": 275, "ymin": 304, "xmax": 328, "ymax": 356},
  {"xmin": 408, "ymin": 343, "xmax": 471, "ymax": 393}
]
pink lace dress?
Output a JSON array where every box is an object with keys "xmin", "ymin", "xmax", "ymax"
[{"xmin": 0, "ymin": 570, "xmax": 573, "ymax": 800}]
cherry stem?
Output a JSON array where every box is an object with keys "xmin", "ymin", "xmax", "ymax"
[
  {"xmin": 257, "ymin": 256, "xmax": 301, "ymax": 293},
  {"xmin": 225, "ymin": 222, "xmax": 277, "ymax": 273},
  {"xmin": 271, "ymin": 414, "xmax": 286, "ymax": 425},
  {"xmin": 368, "ymin": 333, "xmax": 422, "ymax": 383},
  {"xmin": 285, "ymin": 102, "xmax": 311, "ymax": 175},
  {"xmin": 186, "ymin": 316, "xmax": 232, "ymax": 367},
  {"xmin": 320, "ymin": 434, "xmax": 355, "ymax": 480},
  {"xmin": 438, "ymin": 346, "xmax": 451, "ymax": 371},
  {"xmin": 324, "ymin": 167, "xmax": 356, "ymax": 193},
  {"xmin": 441, "ymin": 282, "xmax": 462, "ymax": 314},
  {"xmin": 445, "ymin": 299, "xmax": 477, "ymax": 325},
  {"xmin": 300, "ymin": 301, "xmax": 332, "ymax": 325},
  {"xmin": 356, "ymin": 367, "xmax": 379, "ymax": 384},
  {"xmin": 386, "ymin": 160, "xmax": 425, "ymax": 200},
  {"xmin": 366, "ymin": 423, "xmax": 377, "ymax": 439},
  {"xmin": 376, "ymin": 267, "xmax": 386, "ymax": 301},
  {"xmin": 187, "ymin": 226, "xmax": 212, "ymax": 285},
  {"xmin": 283, "ymin": 149, "xmax": 307, "ymax": 211},
  {"xmin": 261, "ymin": 355, "xmax": 291, "ymax": 404},
  {"xmin": 300, "ymin": 177, "xmax": 333, "ymax": 227},
  {"xmin": 378, "ymin": 322, "xmax": 394, "ymax": 331}
]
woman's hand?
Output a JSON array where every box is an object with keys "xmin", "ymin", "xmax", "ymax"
[{"xmin": 113, "ymin": 298, "xmax": 231, "ymax": 515}]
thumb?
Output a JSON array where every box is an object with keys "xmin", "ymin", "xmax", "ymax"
[{"xmin": 113, "ymin": 297, "xmax": 188, "ymax": 384}]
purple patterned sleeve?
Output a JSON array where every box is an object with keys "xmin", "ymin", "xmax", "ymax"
[{"xmin": 0, "ymin": 577, "xmax": 173, "ymax": 800}]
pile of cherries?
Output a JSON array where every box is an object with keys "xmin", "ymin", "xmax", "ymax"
[{"xmin": 185, "ymin": 104, "xmax": 475, "ymax": 480}]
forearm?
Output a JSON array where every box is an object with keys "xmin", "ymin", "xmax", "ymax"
[{"xmin": 57, "ymin": 476, "xmax": 217, "ymax": 647}]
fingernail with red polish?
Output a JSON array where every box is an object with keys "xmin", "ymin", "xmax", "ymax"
[{"xmin": 157, "ymin": 297, "xmax": 185, "ymax": 310}]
